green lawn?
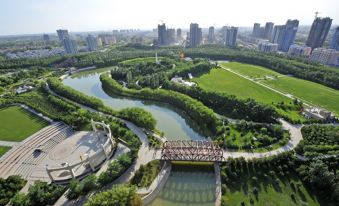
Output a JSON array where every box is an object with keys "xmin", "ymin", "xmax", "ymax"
[
  {"xmin": 221, "ymin": 62, "xmax": 339, "ymax": 115},
  {"xmin": 221, "ymin": 165, "xmax": 321, "ymax": 206},
  {"xmin": 193, "ymin": 67, "xmax": 307, "ymax": 122},
  {"xmin": 264, "ymin": 77, "xmax": 339, "ymax": 115},
  {"xmin": 194, "ymin": 68, "xmax": 290, "ymax": 105},
  {"xmin": 222, "ymin": 62, "xmax": 281, "ymax": 79},
  {"xmin": 0, "ymin": 106, "xmax": 48, "ymax": 142},
  {"xmin": 0, "ymin": 146, "xmax": 11, "ymax": 157}
]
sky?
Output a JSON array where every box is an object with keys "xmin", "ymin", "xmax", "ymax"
[{"xmin": 0, "ymin": 0, "xmax": 338, "ymax": 36}]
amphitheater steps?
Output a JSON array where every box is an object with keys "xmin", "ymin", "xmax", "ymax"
[{"xmin": 0, "ymin": 122, "xmax": 74, "ymax": 179}]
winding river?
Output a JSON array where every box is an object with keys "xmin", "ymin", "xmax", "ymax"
[{"xmin": 63, "ymin": 68, "xmax": 216, "ymax": 206}]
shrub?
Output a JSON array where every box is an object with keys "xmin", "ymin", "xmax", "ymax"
[
  {"xmin": 0, "ymin": 175, "xmax": 26, "ymax": 206},
  {"xmin": 85, "ymin": 185, "xmax": 141, "ymax": 206},
  {"xmin": 11, "ymin": 181, "xmax": 65, "ymax": 206}
]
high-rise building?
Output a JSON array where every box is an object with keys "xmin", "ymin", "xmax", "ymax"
[
  {"xmin": 208, "ymin": 26, "xmax": 215, "ymax": 43},
  {"xmin": 98, "ymin": 34, "xmax": 116, "ymax": 45},
  {"xmin": 43, "ymin": 34, "xmax": 50, "ymax": 42},
  {"xmin": 252, "ymin": 23, "xmax": 261, "ymax": 37},
  {"xmin": 166, "ymin": 29, "xmax": 176, "ymax": 45},
  {"xmin": 271, "ymin": 20, "xmax": 298, "ymax": 52},
  {"xmin": 223, "ymin": 26, "xmax": 238, "ymax": 48},
  {"xmin": 310, "ymin": 48, "xmax": 339, "ymax": 66},
  {"xmin": 264, "ymin": 22, "xmax": 274, "ymax": 39},
  {"xmin": 271, "ymin": 25, "xmax": 285, "ymax": 44},
  {"xmin": 281, "ymin": 19, "xmax": 299, "ymax": 52},
  {"xmin": 62, "ymin": 38, "xmax": 78, "ymax": 54},
  {"xmin": 253, "ymin": 22, "xmax": 274, "ymax": 39},
  {"xmin": 86, "ymin": 35, "xmax": 99, "ymax": 51},
  {"xmin": 157, "ymin": 23, "xmax": 167, "ymax": 45},
  {"xmin": 189, "ymin": 23, "xmax": 202, "ymax": 47},
  {"xmin": 288, "ymin": 44, "xmax": 312, "ymax": 57},
  {"xmin": 177, "ymin": 28, "xmax": 182, "ymax": 40},
  {"xmin": 306, "ymin": 17, "xmax": 332, "ymax": 50},
  {"xmin": 258, "ymin": 41, "xmax": 278, "ymax": 53},
  {"xmin": 330, "ymin": 27, "xmax": 339, "ymax": 51},
  {"xmin": 56, "ymin": 29, "xmax": 69, "ymax": 41}
]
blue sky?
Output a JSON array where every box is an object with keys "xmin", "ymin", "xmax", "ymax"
[{"xmin": 0, "ymin": 0, "xmax": 338, "ymax": 35}]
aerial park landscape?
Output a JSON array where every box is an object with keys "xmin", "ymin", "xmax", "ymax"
[
  {"xmin": 0, "ymin": 0, "xmax": 339, "ymax": 204},
  {"xmin": 0, "ymin": 47, "xmax": 338, "ymax": 206}
]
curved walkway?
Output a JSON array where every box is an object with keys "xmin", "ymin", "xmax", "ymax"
[
  {"xmin": 46, "ymin": 82, "xmax": 303, "ymax": 162},
  {"xmin": 48, "ymin": 81, "xmax": 304, "ymax": 206},
  {"xmin": 224, "ymin": 119, "xmax": 303, "ymax": 160}
]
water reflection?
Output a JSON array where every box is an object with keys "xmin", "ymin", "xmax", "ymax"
[
  {"xmin": 63, "ymin": 70, "xmax": 205, "ymax": 141},
  {"xmin": 149, "ymin": 163, "xmax": 216, "ymax": 206}
]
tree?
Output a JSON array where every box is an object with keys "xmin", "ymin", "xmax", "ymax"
[
  {"xmin": 27, "ymin": 181, "xmax": 65, "ymax": 206},
  {"xmin": 10, "ymin": 193, "xmax": 30, "ymax": 206},
  {"xmin": 85, "ymin": 185, "xmax": 141, "ymax": 206},
  {"xmin": 308, "ymin": 160, "xmax": 335, "ymax": 189}
]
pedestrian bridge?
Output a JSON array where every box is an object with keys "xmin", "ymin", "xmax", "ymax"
[{"xmin": 161, "ymin": 140, "xmax": 224, "ymax": 162}]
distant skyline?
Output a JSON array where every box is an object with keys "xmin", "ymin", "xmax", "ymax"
[{"xmin": 0, "ymin": 0, "xmax": 338, "ymax": 36}]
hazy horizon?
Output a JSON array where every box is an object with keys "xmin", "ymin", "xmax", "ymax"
[{"xmin": 1, "ymin": 0, "xmax": 338, "ymax": 36}]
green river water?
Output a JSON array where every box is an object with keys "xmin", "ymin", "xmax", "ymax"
[{"xmin": 63, "ymin": 69, "xmax": 216, "ymax": 206}]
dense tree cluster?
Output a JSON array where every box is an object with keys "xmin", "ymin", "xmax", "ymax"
[
  {"xmin": 164, "ymin": 82, "xmax": 278, "ymax": 123},
  {"xmin": 118, "ymin": 107, "xmax": 156, "ymax": 130},
  {"xmin": 220, "ymin": 152, "xmax": 297, "ymax": 205},
  {"xmin": 85, "ymin": 184, "xmax": 141, "ymax": 206},
  {"xmin": 221, "ymin": 153, "xmax": 338, "ymax": 206},
  {"xmin": 296, "ymin": 125, "xmax": 339, "ymax": 157},
  {"xmin": 109, "ymin": 121, "xmax": 141, "ymax": 157},
  {"xmin": 100, "ymin": 73, "xmax": 220, "ymax": 135},
  {"xmin": 216, "ymin": 120, "xmax": 289, "ymax": 149},
  {"xmin": 296, "ymin": 157, "xmax": 338, "ymax": 205},
  {"xmin": 0, "ymin": 175, "xmax": 26, "ymax": 206},
  {"xmin": 0, "ymin": 67, "xmax": 48, "ymax": 87},
  {"xmin": 130, "ymin": 160, "xmax": 161, "ymax": 188},
  {"xmin": 11, "ymin": 181, "xmax": 65, "ymax": 206},
  {"xmin": 66, "ymin": 152, "xmax": 136, "ymax": 200}
]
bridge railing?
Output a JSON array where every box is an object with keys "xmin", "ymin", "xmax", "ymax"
[{"xmin": 161, "ymin": 140, "xmax": 224, "ymax": 162}]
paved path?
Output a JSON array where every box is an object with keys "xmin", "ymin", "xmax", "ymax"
[
  {"xmin": 0, "ymin": 140, "xmax": 18, "ymax": 147},
  {"xmin": 47, "ymin": 81, "xmax": 305, "ymax": 206},
  {"xmin": 223, "ymin": 119, "xmax": 303, "ymax": 160},
  {"xmin": 18, "ymin": 104, "xmax": 54, "ymax": 123},
  {"xmin": 47, "ymin": 81, "xmax": 305, "ymax": 162}
]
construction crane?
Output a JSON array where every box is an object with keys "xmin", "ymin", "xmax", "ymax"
[{"xmin": 315, "ymin": 11, "xmax": 321, "ymax": 19}]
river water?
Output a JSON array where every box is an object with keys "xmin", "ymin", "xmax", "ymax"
[{"xmin": 63, "ymin": 68, "xmax": 216, "ymax": 206}]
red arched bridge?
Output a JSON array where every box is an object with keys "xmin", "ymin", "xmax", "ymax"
[{"xmin": 161, "ymin": 140, "xmax": 225, "ymax": 162}]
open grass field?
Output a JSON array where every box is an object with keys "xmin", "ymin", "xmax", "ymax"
[
  {"xmin": 0, "ymin": 146, "xmax": 11, "ymax": 157},
  {"xmin": 222, "ymin": 62, "xmax": 281, "ymax": 79},
  {"xmin": 264, "ymin": 77, "xmax": 339, "ymax": 115},
  {"xmin": 193, "ymin": 68, "xmax": 290, "ymax": 105},
  {"xmin": 0, "ymin": 106, "xmax": 48, "ymax": 142},
  {"xmin": 193, "ymin": 67, "xmax": 307, "ymax": 121},
  {"xmin": 221, "ymin": 165, "xmax": 322, "ymax": 206},
  {"xmin": 221, "ymin": 62, "xmax": 339, "ymax": 115}
]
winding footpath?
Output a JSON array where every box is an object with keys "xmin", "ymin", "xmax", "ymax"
[
  {"xmin": 47, "ymin": 81, "xmax": 305, "ymax": 206},
  {"xmin": 224, "ymin": 119, "xmax": 303, "ymax": 159}
]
